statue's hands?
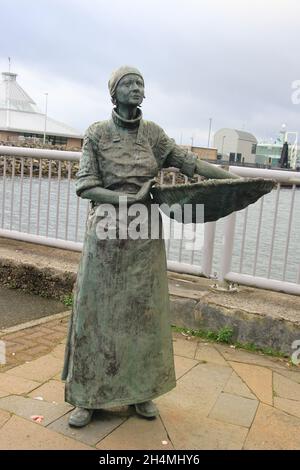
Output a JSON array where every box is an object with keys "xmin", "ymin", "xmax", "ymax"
[
  {"xmin": 81, "ymin": 180, "xmax": 156, "ymax": 206},
  {"xmin": 134, "ymin": 179, "xmax": 156, "ymax": 203}
]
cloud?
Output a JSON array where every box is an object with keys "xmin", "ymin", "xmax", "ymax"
[{"xmin": 1, "ymin": 0, "xmax": 299, "ymax": 145}]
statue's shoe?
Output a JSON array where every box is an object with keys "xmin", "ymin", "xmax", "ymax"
[
  {"xmin": 68, "ymin": 407, "xmax": 93, "ymax": 427},
  {"xmin": 135, "ymin": 400, "xmax": 158, "ymax": 419}
]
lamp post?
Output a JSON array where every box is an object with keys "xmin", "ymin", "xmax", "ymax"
[
  {"xmin": 43, "ymin": 93, "xmax": 48, "ymax": 145},
  {"xmin": 207, "ymin": 117, "xmax": 212, "ymax": 147},
  {"xmin": 221, "ymin": 135, "xmax": 226, "ymax": 158}
]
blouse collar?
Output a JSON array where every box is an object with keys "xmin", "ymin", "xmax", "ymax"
[{"xmin": 112, "ymin": 107, "xmax": 142, "ymax": 129}]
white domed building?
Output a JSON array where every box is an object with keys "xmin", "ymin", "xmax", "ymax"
[{"xmin": 0, "ymin": 71, "xmax": 83, "ymax": 149}]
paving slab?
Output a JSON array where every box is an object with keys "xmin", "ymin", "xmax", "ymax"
[
  {"xmin": 28, "ymin": 380, "xmax": 66, "ymax": 403},
  {"xmin": 0, "ymin": 409, "xmax": 10, "ymax": 428},
  {"xmin": 53, "ymin": 372, "xmax": 63, "ymax": 381},
  {"xmin": 172, "ymin": 334, "xmax": 198, "ymax": 359},
  {"xmin": 195, "ymin": 343, "xmax": 228, "ymax": 365},
  {"xmin": 174, "ymin": 355, "xmax": 198, "ymax": 380},
  {"xmin": 159, "ymin": 407, "xmax": 248, "ymax": 450},
  {"xmin": 244, "ymin": 403, "xmax": 300, "ymax": 450},
  {"xmin": 0, "ymin": 373, "xmax": 40, "ymax": 395},
  {"xmin": 276, "ymin": 369, "xmax": 300, "ymax": 384},
  {"xmin": 157, "ymin": 363, "xmax": 232, "ymax": 417},
  {"xmin": 6, "ymin": 355, "xmax": 62, "ymax": 382},
  {"xmin": 223, "ymin": 371, "xmax": 256, "ymax": 399},
  {"xmin": 49, "ymin": 407, "xmax": 129, "ymax": 446},
  {"xmin": 0, "ymin": 415, "xmax": 92, "ymax": 450},
  {"xmin": 96, "ymin": 415, "xmax": 174, "ymax": 450},
  {"xmin": 209, "ymin": 392, "xmax": 258, "ymax": 427},
  {"xmin": 49, "ymin": 343, "xmax": 66, "ymax": 361},
  {"xmin": 229, "ymin": 362, "xmax": 273, "ymax": 405},
  {"xmin": 215, "ymin": 344, "xmax": 289, "ymax": 370},
  {"xmin": 274, "ymin": 397, "xmax": 300, "ymax": 419},
  {"xmin": 0, "ymin": 395, "xmax": 72, "ymax": 426},
  {"xmin": 273, "ymin": 372, "xmax": 300, "ymax": 401}
]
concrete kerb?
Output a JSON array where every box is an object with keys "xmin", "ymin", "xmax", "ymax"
[
  {"xmin": 0, "ymin": 310, "xmax": 71, "ymax": 336},
  {"xmin": 0, "ymin": 257, "xmax": 76, "ymax": 301},
  {"xmin": 170, "ymin": 295, "xmax": 300, "ymax": 355}
]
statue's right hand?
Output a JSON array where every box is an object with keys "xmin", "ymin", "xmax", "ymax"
[{"xmin": 135, "ymin": 179, "xmax": 156, "ymax": 202}]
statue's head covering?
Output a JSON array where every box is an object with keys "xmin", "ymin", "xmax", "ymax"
[{"xmin": 108, "ymin": 66, "xmax": 144, "ymax": 98}]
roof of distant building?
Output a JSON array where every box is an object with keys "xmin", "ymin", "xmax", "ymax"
[
  {"xmin": 234, "ymin": 130, "xmax": 257, "ymax": 142},
  {"xmin": 215, "ymin": 128, "xmax": 257, "ymax": 143},
  {"xmin": 0, "ymin": 72, "xmax": 82, "ymax": 138}
]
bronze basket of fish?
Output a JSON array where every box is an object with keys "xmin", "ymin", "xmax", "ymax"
[{"xmin": 150, "ymin": 178, "xmax": 276, "ymax": 223}]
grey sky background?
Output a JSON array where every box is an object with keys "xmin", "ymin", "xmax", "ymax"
[{"xmin": 1, "ymin": 0, "xmax": 299, "ymax": 146}]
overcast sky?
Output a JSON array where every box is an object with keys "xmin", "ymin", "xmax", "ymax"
[{"xmin": 1, "ymin": 0, "xmax": 299, "ymax": 146}]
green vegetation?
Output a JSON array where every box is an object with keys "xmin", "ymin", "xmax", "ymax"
[
  {"xmin": 215, "ymin": 326, "xmax": 234, "ymax": 344},
  {"xmin": 63, "ymin": 294, "xmax": 73, "ymax": 307},
  {"xmin": 172, "ymin": 325, "xmax": 233, "ymax": 344},
  {"xmin": 172, "ymin": 325, "xmax": 288, "ymax": 359},
  {"xmin": 234, "ymin": 341, "xmax": 286, "ymax": 358}
]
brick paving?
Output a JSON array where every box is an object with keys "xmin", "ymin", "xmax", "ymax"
[{"xmin": 0, "ymin": 317, "xmax": 69, "ymax": 372}]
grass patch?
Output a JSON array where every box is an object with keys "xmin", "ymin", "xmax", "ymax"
[
  {"xmin": 216, "ymin": 326, "xmax": 234, "ymax": 344},
  {"xmin": 172, "ymin": 325, "xmax": 233, "ymax": 344},
  {"xmin": 63, "ymin": 294, "xmax": 73, "ymax": 307},
  {"xmin": 235, "ymin": 341, "xmax": 287, "ymax": 358},
  {"xmin": 172, "ymin": 325, "xmax": 288, "ymax": 359}
]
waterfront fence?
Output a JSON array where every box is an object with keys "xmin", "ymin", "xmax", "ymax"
[{"xmin": 0, "ymin": 146, "xmax": 300, "ymax": 295}]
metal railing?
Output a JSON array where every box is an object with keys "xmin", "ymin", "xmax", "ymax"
[
  {"xmin": 0, "ymin": 146, "xmax": 300, "ymax": 295},
  {"xmin": 219, "ymin": 166, "xmax": 300, "ymax": 295}
]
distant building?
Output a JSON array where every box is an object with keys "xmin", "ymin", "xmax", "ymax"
[
  {"xmin": 255, "ymin": 143, "xmax": 283, "ymax": 167},
  {"xmin": 180, "ymin": 145, "xmax": 217, "ymax": 161},
  {"xmin": 256, "ymin": 142, "xmax": 300, "ymax": 168},
  {"xmin": 256, "ymin": 126, "xmax": 300, "ymax": 169},
  {"xmin": 213, "ymin": 128, "xmax": 257, "ymax": 164},
  {"xmin": 0, "ymin": 71, "xmax": 83, "ymax": 149},
  {"xmin": 190, "ymin": 145, "xmax": 217, "ymax": 161}
]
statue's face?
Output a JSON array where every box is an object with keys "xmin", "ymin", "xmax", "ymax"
[{"xmin": 115, "ymin": 74, "xmax": 144, "ymax": 107}]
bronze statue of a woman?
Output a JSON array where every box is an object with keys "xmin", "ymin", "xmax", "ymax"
[{"xmin": 62, "ymin": 66, "xmax": 238, "ymax": 427}]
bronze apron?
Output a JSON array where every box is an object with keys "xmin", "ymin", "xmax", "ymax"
[{"xmin": 62, "ymin": 119, "xmax": 176, "ymax": 409}]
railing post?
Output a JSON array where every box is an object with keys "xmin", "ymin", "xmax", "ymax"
[
  {"xmin": 201, "ymin": 221, "xmax": 216, "ymax": 277},
  {"xmin": 220, "ymin": 212, "xmax": 236, "ymax": 281}
]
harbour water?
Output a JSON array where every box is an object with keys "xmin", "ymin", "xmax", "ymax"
[{"xmin": 0, "ymin": 177, "xmax": 299, "ymax": 284}]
